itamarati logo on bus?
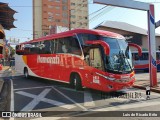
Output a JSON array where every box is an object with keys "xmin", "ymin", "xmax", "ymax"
[{"xmin": 37, "ymin": 55, "xmax": 60, "ymax": 64}]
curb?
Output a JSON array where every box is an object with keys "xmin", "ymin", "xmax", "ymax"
[
  {"xmin": 133, "ymin": 85, "xmax": 160, "ymax": 93},
  {"xmin": 0, "ymin": 80, "xmax": 4, "ymax": 94}
]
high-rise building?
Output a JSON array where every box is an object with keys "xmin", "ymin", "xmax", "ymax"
[{"xmin": 33, "ymin": 0, "xmax": 88, "ymax": 39}]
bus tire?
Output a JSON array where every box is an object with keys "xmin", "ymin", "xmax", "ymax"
[
  {"xmin": 24, "ymin": 67, "xmax": 29, "ymax": 78},
  {"xmin": 70, "ymin": 73, "xmax": 82, "ymax": 90}
]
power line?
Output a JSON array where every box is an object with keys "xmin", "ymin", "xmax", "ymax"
[
  {"xmin": 89, "ymin": 6, "xmax": 114, "ymax": 23},
  {"xmin": 89, "ymin": 6, "xmax": 107, "ymax": 16},
  {"xmin": 71, "ymin": 6, "xmax": 107, "ymax": 28}
]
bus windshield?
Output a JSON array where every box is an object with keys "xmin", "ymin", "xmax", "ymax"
[
  {"xmin": 78, "ymin": 33, "xmax": 133, "ymax": 73},
  {"xmin": 102, "ymin": 37, "xmax": 133, "ymax": 73}
]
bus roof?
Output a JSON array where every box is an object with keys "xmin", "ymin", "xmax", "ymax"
[{"xmin": 21, "ymin": 29, "xmax": 125, "ymax": 44}]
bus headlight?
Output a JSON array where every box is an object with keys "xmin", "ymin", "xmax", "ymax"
[
  {"xmin": 96, "ymin": 72, "xmax": 116, "ymax": 81},
  {"xmin": 107, "ymin": 77, "xmax": 116, "ymax": 81},
  {"xmin": 114, "ymin": 75, "xmax": 135, "ymax": 83}
]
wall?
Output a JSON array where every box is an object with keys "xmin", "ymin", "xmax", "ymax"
[{"xmin": 33, "ymin": 0, "xmax": 42, "ymax": 39}]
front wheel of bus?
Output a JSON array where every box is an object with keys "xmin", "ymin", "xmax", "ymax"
[
  {"xmin": 24, "ymin": 68, "xmax": 29, "ymax": 78},
  {"xmin": 73, "ymin": 74, "xmax": 82, "ymax": 91},
  {"xmin": 70, "ymin": 73, "xmax": 82, "ymax": 90}
]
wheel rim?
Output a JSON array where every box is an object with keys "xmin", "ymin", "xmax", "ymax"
[{"xmin": 74, "ymin": 78, "xmax": 77, "ymax": 86}]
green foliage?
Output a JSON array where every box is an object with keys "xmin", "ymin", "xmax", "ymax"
[{"xmin": 9, "ymin": 46, "xmax": 15, "ymax": 57}]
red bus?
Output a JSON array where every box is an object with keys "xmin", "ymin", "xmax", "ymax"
[
  {"xmin": 132, "ymin": 51, "xmax": 160, "ymax": 72},
  {"xmin": 15, "ymin": 29, "xmax": 141, "ymax": 92}
]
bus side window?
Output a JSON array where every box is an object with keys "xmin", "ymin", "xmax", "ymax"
[
  {"xmin": 145, "ymin": 53, "xmax": 148, "ymax": 60},
  {"xmin": 70, "ymin": 37, "xmax": 82, "ymax": 55},
  {"xmin": 57, "ymin": 39, "xmax": 63, "ymax": 53},
  {"xmin": 50, "ymin": 40, "xmax": 55, "ymax": 54},
  {"xmin": 44, "ymin": 41, "xmax": 51, "ymax": 54},
  {"xmin": 156, "ymin": 52, "xmax": 160, "ymax": 60}
]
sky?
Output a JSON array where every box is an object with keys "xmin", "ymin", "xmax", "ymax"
[{"xmin": 1, "ymin": 0, "xmax": 160, "ymax": 43}]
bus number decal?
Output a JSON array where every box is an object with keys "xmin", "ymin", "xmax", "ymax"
[{"xmin": 93, "ymin": 76, "xmax": 100, "ymax": 84}]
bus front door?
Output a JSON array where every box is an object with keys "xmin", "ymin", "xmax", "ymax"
[{"xmin": 86, "ymin": 48, "xmax": 104, "ymax": 89}]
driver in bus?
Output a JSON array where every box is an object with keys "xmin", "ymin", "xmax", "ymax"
[{"xmin": 62, "ymin": 44, "xmax": 68, "ymax": 53}]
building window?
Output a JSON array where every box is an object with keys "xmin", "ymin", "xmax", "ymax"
[
  {"xmin": 48, "ymin": 5, "xmax": 54, "ymax": 8},
  {"xmin": 71, "ymin": 15, "xmax": 75, "ymax": 18},
  {"xmin": 70, "ymin": 9, "xmax": 75, "ymax": 14},
  {"xmin": 56, "ymin": 13, "xmax": 60, "ymax": 16},
  {"xmin": 62, "ymin": 0, "xmax": 67, "ymax": 3},
  {"xmin": 55, "ymin": 6, "xmax": 60, "ymax": 9},
  {"xmin": 48, "ymin": 12, "xmax": 53, "ymax": 15},
  {"xmin": 55, "ymin": 0, "xmax": 60, "ymax": 2},
  {"xmin": 48, "ymin": 16, "xmax": 53, "ymax": 22},
  {"xmin": 71, "ymin": 3, "xmax": 75, "ymax": 6},
  {"xmin": 71, "ymin": 21, "xmax": 75, "ymax": 24},
  {"xmin": 62, "ymin": 12, "xmax": 68, "ymax": 18},
  {"xmin": 55, "ymin": 19, "xmax": 61, "ymax": 22},
  {"xmin": 83, "ymin": 4, "xmax": 87, "ymax": 7},
  {"xmin": 62, "ymin": 19, "xmax": 68, "ymax": 25},
  {"xmin": 62, "ymin": 6, "xmax": 68, "ymax": 10}
]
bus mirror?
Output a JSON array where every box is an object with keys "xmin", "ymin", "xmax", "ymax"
[
  {"xmin": 128, "ymin": 43, "xmax": 142, "ymax": 56},
  {"xmin": 85, "ymin": 40, "xmax": 110, "ymax": 56}
]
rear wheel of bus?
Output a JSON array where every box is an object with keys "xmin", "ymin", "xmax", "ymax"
[
  {"xmin": 24, "ymin": 67, "xmax": 29, "ymax": 78},
  {"xmin": 70, "ymin": 73, "xmax": 82, "ymax": 90}
]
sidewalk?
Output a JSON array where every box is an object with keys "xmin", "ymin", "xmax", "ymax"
[
  {"xmin": 133, "ymin": 71, "xmax": 160, "ymax": 93},
  {"xmin": 0, "ymin": 66, "xmax": 10, "ymax": 94},
  {"xmin": 0, "ymin": 65, "xmax": 11, "ymax": 111}
]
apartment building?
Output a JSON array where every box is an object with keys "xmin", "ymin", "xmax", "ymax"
[{"xmin": 33, "ymin": 0, "xmax": 88, "ymax": 39}]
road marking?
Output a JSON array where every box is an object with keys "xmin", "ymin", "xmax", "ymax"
[
  {"xmin": 10, "ymin": 79, "xmax": 14, "ymax": 111},
  {"xmin": 14, "ymin": 86, "xmax": 53, "ymax": 91},
  {"xmin": 10, "ymin": 79, "xmax": 14, "ymax": 120},
  {"xmin": 59, "ymin": 86, "xmax": 83, "ymax": 93},
  {"xmin": 84, "ymin": 89, "xmax": 95, "ymax": 107},
  {"xmin": 20, "ymin": 88, "xmax": 51, "ymax": 111},
  {"xmin": 16, "ymin": 89, "xmax": 76, "ymax": 111},
  {"xmin": 52, "ymin": 86, "xmax": 88, "ymax": 111}
]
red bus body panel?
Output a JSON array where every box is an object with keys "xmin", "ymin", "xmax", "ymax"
[{"xmin": 18, "ymin": 29, "xmax": 135, "ymax": 92}]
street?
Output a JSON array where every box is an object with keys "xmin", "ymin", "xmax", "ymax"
[{"xmin": 5, "ymin": 70, "xmax": 159, "ymax": 119}]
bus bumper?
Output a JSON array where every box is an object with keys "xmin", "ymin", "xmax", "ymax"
[{"xmin": 100, "ymin": 78, "xmax": 135, "ymax": 92}]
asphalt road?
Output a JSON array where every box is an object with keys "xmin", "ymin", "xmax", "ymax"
[
  {"xmin": 1, "ymin": 69, "xmax": 160, "ymax": 120},
  {"xmin": 10, "ymin": 74, "xmax": 160, "ymax": 118}
]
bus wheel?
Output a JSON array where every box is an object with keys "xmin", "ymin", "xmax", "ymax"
[
  {"xmin": 24, "ymin": 68, "xmax": 29, "ymax": 78},
  {"xmin": 73, "ymin": 74, "xmax": 82, "ymax": 90}
]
